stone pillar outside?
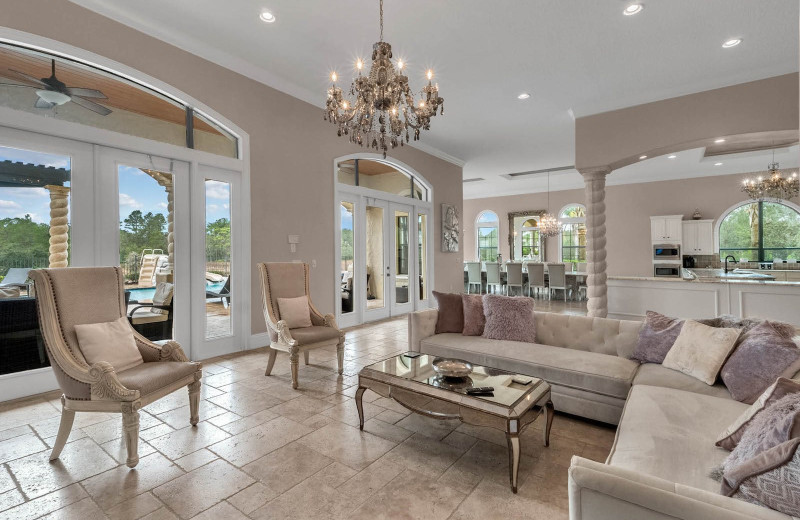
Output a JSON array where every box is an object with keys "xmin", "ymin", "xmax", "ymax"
[
  {"xmin": 44, "ymin": 185, "xmax": 70, "ymax": 268},
  {"xmin": 143, "ymin": 170, "xmax": 174, "ymax": 281},
  {"xmin": 580, "ymin": 167, "xmax": 611, "ymax": 318}
]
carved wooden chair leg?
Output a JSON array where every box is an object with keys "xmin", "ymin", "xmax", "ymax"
[
  {"xmin": 49, "ymin": 396, "xmax": 75, "ymax": 462},
  {"xmin": 336, "ymin": 342, "xmax": 344, "ymax": 375},
  {"xmin": 188, "ymin": 379, "xmax": 201, "ymax": 426},
  {"xmin": 121, "ymin": 401, "xmax": 142, "ymax": 468},
  {"xmin": 264, "ymin": 348, "xmax": 278, "ymax": 376},
  {"xmin": 303, "ymin": 350, "xmax": 310, "ymax": 365},
  {"xmin": 290, "ymin": 349, "xmax": 300, "ymax": 389}
]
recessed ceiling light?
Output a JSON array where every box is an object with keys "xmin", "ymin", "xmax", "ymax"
[
  {"xmin": 714, "ymin": 162, "xmax": 723, "ymax": 166},
  {"xmin": 623, "ymin": 4, "xmax": 643, "ymax": 16},
  {"xmin": 517, "ymin": 93, "xmax": 531, "ymax": 100},
  {"xmin": 722, "ymin": 38, "xmax": 742, "ymax": 48},
  {"xmin": 714, "ymin": 138, "xmax": 726, "ymax": 143},
  {"xmin": 639, "ymin": 155, "xmax": 647, "ymax": 160},
  {"xmin": 668, "ymin": 155, "xmax": 677, "ymax": 159},
  {"xmin": 259, "ymin": 10, "xmax": 276, "ymax": 23}
]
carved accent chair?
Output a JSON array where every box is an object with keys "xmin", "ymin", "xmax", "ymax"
[
  {"xmin": 257, "ymin": 262, "xmax": 344, "ymax": 389},
  {"xmin": 29, "ymin": 267, "xmax": 202, "ymax": 468}
]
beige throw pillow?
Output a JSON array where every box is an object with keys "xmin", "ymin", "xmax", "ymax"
[
  {"xmin": 75, "ymin": 317, "xmax": 143, "ymax": 373},
  {"xmin": 278, "ymin": 296, "xmax": 312, "ymax": 329},
  {"xmin": 662, "ymin": 319, "xmax": 740, "ymax": 385}
]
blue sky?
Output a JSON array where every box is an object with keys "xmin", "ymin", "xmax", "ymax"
[
  {"xmin": 0, "ymin": 146, "xmax": 230, "ymax": 225},
  {"xmin": 340, "ymin": 203, "xmax": 353, "ymax": 230}
]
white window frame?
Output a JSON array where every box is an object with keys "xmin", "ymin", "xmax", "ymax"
[
  {"xmin": 558, "ymin": 203, "xmax": 587, "ymax": 263},
  {"xmin": 476, "ymin": 210, "xmax": 500, "ymax": 262},
  {"xmin": 714, "ymin": 199, "xmax": 800, "ymax": 261}
]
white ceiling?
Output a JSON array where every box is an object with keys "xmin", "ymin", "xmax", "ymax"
[{"xmin": 69, "ymin": 0, "xmax": 799, "ymax": 198}]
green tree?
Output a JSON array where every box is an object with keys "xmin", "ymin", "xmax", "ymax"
[
  {"xmin": 206, "ymin": 218, "xmax": 231, "ymax": 259},
  {"xmin": 0, "ymin": 215, "xmax": 52, "ymax": 274},
  {"xmin": 119, "ymin": 210, "xmax": 168, "ymax": 263}
]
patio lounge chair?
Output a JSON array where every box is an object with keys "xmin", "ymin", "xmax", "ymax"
[
  {"xmin": 128, "ymin": 282, "xmax": 174, "ymax": 341},
  {"xmin": 206, "ymin": 276, "xmax": 231, "ymax": 309},
  {"xmin": 1, "ymin": 268, "xmax": 31, "ymax": 288}
]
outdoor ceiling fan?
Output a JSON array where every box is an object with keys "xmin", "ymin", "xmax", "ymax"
[{"xmin": 0, "ymin": 59, "xmax": 112, "ymax": 116}]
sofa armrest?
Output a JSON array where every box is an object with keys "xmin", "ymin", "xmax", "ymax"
[
  {"xmin": 568, "ymin": 457, "xmax": 789, "ymax": 520},
  {"xmin": 408, "ymin": 309, "xmax": 438, "ymax": 352}
]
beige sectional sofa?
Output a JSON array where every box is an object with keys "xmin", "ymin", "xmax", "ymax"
[{"xmin": 408, "ymin": 308, "xmax": 794, "ymax": 520}]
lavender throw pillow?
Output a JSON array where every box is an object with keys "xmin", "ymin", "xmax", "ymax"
[
  {"xmin": 721, "ymin": 321, "xmax": 800, "ymax": 403},
  {"xmin": 481, "ymin": 294, "xmax": 536, "ymax": 343},
  {"xmin": 461, "ymin": 294, "xmax": 485, "ymax": 336},
  {"xmin": 433, "ymin": 291, "xmax": 464, "ymax": 334},
  {"xmin": 630, "ymin": 311, "xmax": 684, "ymax": 364}
]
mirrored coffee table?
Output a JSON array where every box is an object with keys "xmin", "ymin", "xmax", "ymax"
[{"xmin": 356, "ymin": 353, "xmax": 553, "ymax": 493}]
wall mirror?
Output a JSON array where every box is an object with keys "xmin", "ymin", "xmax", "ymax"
[{"xmin": 508, "ymin": 210, "xmax": 546, "ymax": 261}]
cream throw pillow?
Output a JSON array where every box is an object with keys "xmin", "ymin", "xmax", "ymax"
[
  {"xmin": 278, "ymin": 296, "xmax": 312, "ymax": 328},
  {"xmin": 75, "ymin": 317, "xmax": 143, "ymax": 373},
  {"xmin": 662, "ymin": 319, "xmax": 740, "ymax": 385}
]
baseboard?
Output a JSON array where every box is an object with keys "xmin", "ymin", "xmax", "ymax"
[
  {"xmin": 0, "ymin": 367, "xmax": 58, "ymax": 402},
  {"xmin": 248, "ymin": 332, "xmax": 270, "ymax": 350}
]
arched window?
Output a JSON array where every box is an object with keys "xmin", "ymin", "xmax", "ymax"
[
  {"xmin": 520, "ymin": 219, "xmax": 540, "ymax": 259},
  {"xmin": 476, "ymin": 210, "xmax": 500, "ymax": 262},
  {"xmin": 719, "ymin": 201, "xmax": 800, "ymax": 262},
  {"xmin": 559, "ymin": 204, "xmax": 587, "ymax": 264}
]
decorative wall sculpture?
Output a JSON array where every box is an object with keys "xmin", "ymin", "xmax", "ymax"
[{"xmin": 442, "ymin": 203, "xmax": 460, "ymax": 252}]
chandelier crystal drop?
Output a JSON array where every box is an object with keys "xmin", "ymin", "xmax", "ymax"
[
  {"xmin": 539, "ymin": 171, "xmax": 562, "ymax": 238},
  {"xmin": 741, "ymin": 155, "xmax": 800, "ymax": 201},
  {"xmin": 324, "ymin": 0, "xmax": 444, "ymax": 158}
]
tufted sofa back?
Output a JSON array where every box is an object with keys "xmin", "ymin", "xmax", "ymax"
[{"xmin": 534, "ymin": 313, "xmax": 642, "ymax": 358}]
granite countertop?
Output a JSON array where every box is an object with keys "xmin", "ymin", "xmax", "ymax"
[{"xmin": 608, "ymin": 274, "xmax": 800, "ymax": 286}]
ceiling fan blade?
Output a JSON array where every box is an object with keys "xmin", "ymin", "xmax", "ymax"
[
  {"xmin": 34, "ymin": 97, "xmax": 55, "ymax": 109},
  {"xmin": 0, "ymin": 82, "xmax": 37, "ymax": 89},
  {"xmin": 7, "ymin": 69, "xmax": 47, "ymax": 87},
  {"xmin": 67, "ymin": 87, "xmax": 107, "ymax": 99},
  {"xmin": 70, "ymin": 95, "xmax": 112, "ymax": 116}
]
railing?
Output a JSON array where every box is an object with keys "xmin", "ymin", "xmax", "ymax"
[{"xmin": 0, "ymin": 257, "xmax": 49, "ymax": 280}]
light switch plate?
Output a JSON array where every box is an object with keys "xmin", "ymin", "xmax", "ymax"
[{"xmin": 288, "ymin": 235, "xmax": 300, "ymax": 244}]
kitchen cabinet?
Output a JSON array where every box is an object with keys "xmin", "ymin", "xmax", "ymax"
[
  {"xmin": 651, "ymin": 215, "xmax": 683, "ymax": 243},
  {"xmin": 682, "ymin": 220, "xmax": 714, "ymax": 255}
]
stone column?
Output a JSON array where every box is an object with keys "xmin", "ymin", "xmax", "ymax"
[
  {"xmin": 44, "ymin": 185, "xmax": 70, "ymax": 268},
  {"xmin": 144, "ymin": 170, "xmax": 174, "ymax": 280},
  {"xmin": 581, "ymin": 167, "xmax": 611, "ymax": 318}
]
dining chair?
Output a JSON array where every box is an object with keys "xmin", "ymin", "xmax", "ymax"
[
  {"xmin": 577, "ymin": 262, "xmax": 587, "ymax": 273},
  {"xmin": 506, "ymin": 262, "xmax": 524, "ymax": 296},
  {"xmin": 527, "ymin": 262, "xmax": 546, "ymax": 298},
  {"xmin": 465, "ymin": 262, "xmax": 482, "ymax": 294},
  {"xmin": 547, "ymin": 263, "xmax": 568, "ymax": 301},
  {"xmin": 485, "ymin": 262, "xmax": 503, "ymax": 294}
]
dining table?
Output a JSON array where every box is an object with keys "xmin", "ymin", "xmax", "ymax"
[{"xmin": 462, "ymin": 265, "xmax": 587, "ymax": 300}]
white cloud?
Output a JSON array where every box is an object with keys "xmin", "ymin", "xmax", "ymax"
[
  {"xmin": 205, "ymin": 181, "xmax": 230, "ymax": 200},
  {"xmin": 157, "ymin": 202, "xmax": 169, "ymax": 210},
  {"xmin": 0, "ymin": 200, "xmax": 22, "ymax": 210},
  {"xmin": 119, "ymin": 193, "xmax": 140, "ymax": 209},
  {"xmin": 207, "ymin": 204, "xmax": 219, "ymax": 212}
]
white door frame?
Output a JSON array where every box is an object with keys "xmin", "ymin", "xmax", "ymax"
[
  {"xmin": 389, "ymin": 201, "xmax": 414, "ymax": 316},
  {"xmin": 335, "ymin": 194, "xmax": 360, "ymax": 329}
]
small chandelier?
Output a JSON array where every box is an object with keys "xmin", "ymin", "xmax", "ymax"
[
  {"xmin": 539, "ymin": 171, "xmax": 562, "ymax": 238},
  {"xmin": 741, "ymin": 157, "xmax": 799, "ymax": 201},
  {"xmin": 324, "ymin": 0, "xmax": 444, "ymax": 158}
]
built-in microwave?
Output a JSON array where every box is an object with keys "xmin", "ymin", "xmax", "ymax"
[
  {"xmin": 654, "ymin": 264, "xmax": 682, "ymax": 278},
  {"xmin": 653, "ymin": 244, "xmax": 681, "ymax": 262}
]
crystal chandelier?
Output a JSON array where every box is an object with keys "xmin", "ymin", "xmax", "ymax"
[
  {"xmin": 741, "ymin": 155, "xmax": 799, "ymax": 201},
  {"xmin": 324, "ymin": 0, "xmax": 444, "ymax": 158},
  {"xmin": 539, "ymin": 171, "xmax": 562, "ymax": 237}
]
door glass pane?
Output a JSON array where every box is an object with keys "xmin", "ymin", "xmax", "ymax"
[
  {"xmin": 395, "ymin": 210, "xmax": 409, "ymax": 304},
  {"xmin": 0, "ymin": 144, "xmax": 71, "ymax": 375},
  {"xmin": 340, "ymin": 201, "xmax": 355, "ymax": 315},
  {"xmin": 365, "ymin": 205, "xmax": 384, "ymax": 310},
  {"xmin": 119, "ymin": 165, "xmax": 174, "ymax": 341},
  {"xmin": 358, "ymin": 160, "xmax": 413, "ymax": 198},
  {"xmin": 418, "ymin": 213, "xmax": 427, "ymax": 301},
  {"xmin": 205, "ymin": 180, "xmax": 232, "ymax": 338}
]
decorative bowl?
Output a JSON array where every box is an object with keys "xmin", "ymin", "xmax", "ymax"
[
  {"xmin": 431, "ymin": 375, "xmax": 474, "ymax": 392},
  {"xmin": 432, "ymin": 357, "xmax": 473, "ymax": 378}
]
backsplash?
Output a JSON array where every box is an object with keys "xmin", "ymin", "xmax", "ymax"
[{"xmin": 686, "ymin": 255, "xmax": 800, "ymax": 270}]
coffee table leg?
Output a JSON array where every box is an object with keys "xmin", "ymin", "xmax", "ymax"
[
  {"xmin": 355, "ymin": 387, "xmax": 366, "ymax": 430},
  {"xmin": 506, "ymin": 431, "xmax": 520, "ymax": 494},
  {"xmin": 543, "ymin": 400, "xmax": 554, "ymax": 447}
]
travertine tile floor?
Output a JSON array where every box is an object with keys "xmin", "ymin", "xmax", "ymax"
[{"xmin": 0, "ymin": 305, "xmax": 615, "ymax": 520}]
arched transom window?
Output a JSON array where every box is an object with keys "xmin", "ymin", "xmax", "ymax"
[
  {"xmin": 719, "ymin": 200, "xmax": 800, "ymax": 262},
  {"xmin": 559, "ymin": 204, "xmax": 587, "ymax": 264},
  {"xmin": 476, "ymin": 210, "xmax": 499, "ymax": 262}
]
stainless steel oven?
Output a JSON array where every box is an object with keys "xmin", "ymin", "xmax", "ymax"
[
  {"xmin": 653, "ymin": 244, "xmax": 681, "ymax": 262},
  {"xmin": 653, "ymin": 264, "xmax": 682, "ymax": 278}
]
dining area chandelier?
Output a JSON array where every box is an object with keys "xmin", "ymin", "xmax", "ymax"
[
  {"xmin": 324, "ymin": 0, "xmax": 444, "ymax": 157},
  {"xmin": 741, "ymin": 158, "xmax": 799, "ymax": 201}
]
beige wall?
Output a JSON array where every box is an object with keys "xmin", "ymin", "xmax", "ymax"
[
  {"xmin": 575, "ymin": 74, "xmax": 799, "ymax": 171},
  {"xmin": 2, "ymin": 0, "xmax": 463, "ymax": 334},
  {"xmin": 464, "ymin": 171, "xmax": 776, "ymax": 277}
]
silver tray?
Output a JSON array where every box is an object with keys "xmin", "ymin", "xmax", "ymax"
[{"xmin": 432, "ymin": 357, "xmax": 473, "ymax": 378}]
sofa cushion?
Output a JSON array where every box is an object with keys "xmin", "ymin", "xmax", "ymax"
[
  {"xmin": 607, "ymin": 384, "xmax": 748, "ymax": 492},
  {"xmin": 461, "ymin": 294, "xmax": 485, "ymax": 336},
  {"xmin": 533, "ymin": 313, "xmax": 642, "ymax": 358},
  {"xmin": 433, "ymin": 291, "xmax": 463, "ymax": 334},
  {"xmin": 419, "ymin": 333, "xmax": 638, "ymax": 399},
  {"xmin": 481, "ymin": 294, "xmax": 535, "ymax": 342},
  {"xmin": 633, "ymin": 363, "xmax": 732, "ymax": 400},
  {"xmin": 662, "ymin": 320, "xmax": 741, "ymax": 385},
  {"xmin": 631, "ymin": 311, "xmax": 684, "ymax": 364}
]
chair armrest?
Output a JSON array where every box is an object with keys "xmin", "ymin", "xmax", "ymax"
[
  {"xmin": 133, "ymin": 332, "xmax": 190, "ymax": 363},
  {"xmin": 274, "ymin": 320, "xmax": 298, "ymax": 347},
  {"xmin": 128, "ymin": 304, "xmax": 170, "ymax": 317},
  {"xmin": 408, "ymin": 309, "xmax": 438, "ymax": 352},
  {"xmin": 567, "ymin": 457, "xmax": 788, "ymax": 520},
  {"xmin": 87, "ymin": 361, "xmax": 140, "ymax": 401}
]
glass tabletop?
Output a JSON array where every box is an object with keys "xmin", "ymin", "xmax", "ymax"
[{"xmin": 362, "ymin": 353, "xmax": 545, "ymax": 409}]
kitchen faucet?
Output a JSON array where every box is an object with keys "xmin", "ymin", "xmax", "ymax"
[{"xmin": 724, "ymin": 255, "xmax": 737, "ymax": 274}]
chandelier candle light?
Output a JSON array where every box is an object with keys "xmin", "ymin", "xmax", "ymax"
[
  {"xmin": 539, "ymin": 171, "xmax": 562, "ymax": 237},
  {"xmin": 325, "ymin": 0, "xmax": 444, "ymax": 158},
  {"xmin": 741, "ymin": 156, "xmax": 800, "ymax": 201}
]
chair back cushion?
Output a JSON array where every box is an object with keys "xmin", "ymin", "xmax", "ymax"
[
  {"xmin": 466, "ymin": 262, "xmax": 482, "ymax": 283},
  {"xmin": 258, "ymin": 262, "xmax": 308, "ymax": 323},
  {"xmin": 527, "ymin": 263, "xmax": 545, "ymax": 286},
  {"xmin": 151, "ymin": 282, "xmax": 174, "ymax": 315},
  {"xmin": 278, "ymin": 296, "xmax": 312, "ymax": 328},
  {"xmin": 548, "ymin": 264, "xmax": 566, "ymax": 287},
  {"xmin": 506, "ymin": 263, "xmax": 523, "ymax": 285},
  {"xmin": 485, "ymin": 263, "xmax": 501, "ymax": 284},
  {"xmin": 75, "ymin": 316, "xmax": 143, "ymax": 372}
]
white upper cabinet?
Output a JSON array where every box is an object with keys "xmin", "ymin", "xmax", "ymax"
[
  {"xmin": 650, "ymin": 215, "xmax": 683, "ymax": 243},
  {"xmin": 682, "ymin": 220, "xmax": 714, "ymax": 255}
]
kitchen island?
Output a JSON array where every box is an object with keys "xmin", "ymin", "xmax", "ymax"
[{"xmin": 608, "ymin": 270, "xmax": 800, "ymax": 327}]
